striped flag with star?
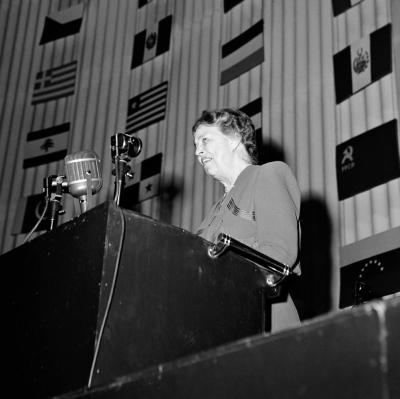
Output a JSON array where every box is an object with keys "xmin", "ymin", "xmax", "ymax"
[
  {"xmin": 339, "ymin": 227, "xmax": 400, "ymax": 308},
  {"xmin": 126, "ymin": 81, "xmax": 168, "ymax": 134},
  {"xmin": 333, "ymin": 24, "xmax": 392, "ymax": 104},
  {"xmin": 220, "ymin": 19, "xmax": 264, "ymax": 85},
  {"xmin": 131, "ymin": 15, "xmax": 173, "ymax": 69},
  {"xmin": 23, "ymin": 123, "xmax": 70, "ymax": 169},
  {"xmin": 39, "ymin": 3, "xmax": 84, "ymax": 45},
  {"xmin": 32, "ymin": 61, "xmax": 78, "ymax": 105},
  {"xmin": 123, "ymin": 153, "xmax": 162, "ymax": 207}
]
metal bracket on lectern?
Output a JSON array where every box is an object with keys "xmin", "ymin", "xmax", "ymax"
[{"xmin": 208, "ymin": 233, "xmax": 292, "ymax": 288}]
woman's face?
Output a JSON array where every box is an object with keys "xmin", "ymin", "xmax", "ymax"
[{"xmin": 193, "ymin": 125, "xmax": 235, "ymax": 183}]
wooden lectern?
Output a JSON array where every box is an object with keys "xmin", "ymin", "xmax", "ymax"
[{"xmin": 5, "ymin": 201, "xmax": 267, "ymax": 398}]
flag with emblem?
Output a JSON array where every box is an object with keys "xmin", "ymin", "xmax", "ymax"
[
  {"xmin": 12, "ymin": 193, "xmax": 49, "ymax": 235},
  {"xmin": 32, "ymin": 61, "xmax": 78, "ymax": 105},
  {"xmin": 224, "ymin": 0, "xmax": 245, "ymax": 13},
  {"xmin": 39, "ymin": 3, "xmax": 84, "ymax": 45},
  {"xmin": 126, "ymin": 81, "xmax": 168, "ymax": 134},
  {"xmin": 339, "ymin": 227, "xmax": 400, "ymax": 308},
  {"xmin": 220, "ymin": 19, "xmax": 264, "ymax": 85},
  {"xmin": 335, "ymin": 119, "xmax": 400, "ymax": 200},
  {"xmin": 331, "ymin": 0, "xmax": 364, "ymax": 17},
  {"xmin": 23, "ymin": 123, "xmax": 70, "ymax": 169},
  {"xmin": 123, "ymin": 153, "xmax": 163, "ymax": 207},
  {"xmin": 333, "ymin": 24, "xmax": 392, "ymax": 104},
  {"xmin": 131, "ymin": 15, "xmax": 173, "ymax": 69}
]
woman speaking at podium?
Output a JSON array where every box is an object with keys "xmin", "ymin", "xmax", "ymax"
[{"xmin": 192, "ymin": 108, "xmax": 301, "ymax": 333}]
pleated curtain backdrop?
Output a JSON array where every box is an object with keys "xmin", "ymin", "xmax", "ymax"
[{"xmin": 0, "ymin": 0, "xmax": 399, "ymax": 314}]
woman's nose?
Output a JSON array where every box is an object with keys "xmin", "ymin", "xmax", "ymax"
[{"xmin": 195, "ymin": 145, "xmax": 203, "ymax": 156}]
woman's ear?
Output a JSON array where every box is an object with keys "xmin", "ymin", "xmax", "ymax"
[{"xmin": 230, "ymin": 134, "xmax": 241, "ymax": 151}]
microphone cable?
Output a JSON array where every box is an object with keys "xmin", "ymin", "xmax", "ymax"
[
  {"xmin": 87, "ymin": 205, "xmax": 126, "ymax": 388},
  {"xmin": 23, "ymin": 197, "xmax": 50, "ymax": 244}
]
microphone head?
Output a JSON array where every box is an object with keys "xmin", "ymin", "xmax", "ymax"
[{"xmin": 64, "ymin": 150, "xmax": 103, "ymax": 198}]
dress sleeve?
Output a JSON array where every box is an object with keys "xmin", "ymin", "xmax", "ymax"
[{"xmin": 254, "ymin": 162, "xmax": 301, "ymax": 270}]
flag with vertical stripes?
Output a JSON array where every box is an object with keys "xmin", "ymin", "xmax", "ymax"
[
  {"xmin": 333, "ymin": 24, "xmax": 392, "ymax": 104},
  {"xmin": 40, "ymin": 3, "xmax": 84, "ymax": 45},
  {"xmin": 23, "ymin": 123, "xmax": 70, "ymax": 169},
  {"xmin": 12, "ymin": 193, "xmax": 48, "ymax": 234},
  {"xmin": 224, "ymin": 0, "xmax": 245, "ymax": 13},
  {"xmin": 131, "ymin": 15, "xmax": 173, "ymax": 69},
  {"xmin": 32, "ymin": 61, "xmax": 78, "ymax": 105},
  {"xmin": 220, "ymin": 20, "xmax": 264, "ymax": 85},
  {"xmin": 126, "ymin": 81, "xmax": 168, "ymax": 134},
  {"xmin": 123, "ymin": 153, "xmax": 163, "ymax": 207},
  {"xmin": 331, "ymin": 0, "xmax": 364, "ymax": 17}
]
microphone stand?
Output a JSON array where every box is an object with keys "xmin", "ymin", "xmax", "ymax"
[
  {"xmin": 47, "ymin": 175, "xmax": 67, "ymax": 231},
  {"xmin": 111, "ymin": 133, "xmax": 142, "ymax": 207}
]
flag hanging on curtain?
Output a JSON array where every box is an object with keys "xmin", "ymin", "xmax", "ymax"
[
  {"xmin": 23, "ymin": 123, "xmax": 70, "ymax": 169},
  {"xmin": 331, "ymin": 0, "xmax": 364, "ymax": 17},
  {"xmin": 339, "ymin": 227, "xmax": 400, "ymax": 308},
  {"xmin": 240, "ymin": 97, "xmax": 263, "ymax": 162},
  {"xmin": 123, "ymin": 153, "xmax": 163, "ymax": 206},
  {"xmin": 40, "ymin": 3, "xmax": 84, "ymax": 45},
  {"xmin": 32, "ymin": 61, "xmax": 78, "ymax": 105},
  {"xmin": 12, "ymin": 193, "xmax": 48, "ymax": 235},
  {"xmin": 220, "ymin": 20, "xmax": 264, "ymax": 85},
  {"xmin": 240, "ymin": 97, "xmax": 262, "ymax": 132},
  {"xmin": 138, "ymin": 0, "xmax": 154, "ymax": 8},
  {"xmin": 335, "ymin": 119, "xmax": 400, "ymax": 200},
  {"xmin": 126, "ymin": 81, "xmax": 168, "ymax": 134},
  {"xmin": 224, "ymin": 0, "xmax": 245, "ymax": 13},
  {"xmin": 333, "ymin": 24, "xmax": 392, "ymax": 104},
  {"xmin": 131, "ymin": 15, "xmax": 173, "ymax": 69}
]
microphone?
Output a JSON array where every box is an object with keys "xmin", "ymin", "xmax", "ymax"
[{"xmin": 64, "ymin": 150, "xmax": 103, "ymax": 214}]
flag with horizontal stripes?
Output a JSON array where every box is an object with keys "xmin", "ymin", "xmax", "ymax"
[
  {"xmin": 331, "ymin": 0, "xmax": 364, "ymax": 17},
  {"xmin": 126, "ymin": 81, "xmax": 168, "ymax": 134},
  {"xmin": 220, "ymin": 19, "xmax": 264, "ymax": 85},
  {"xmin": 240, "ymin": 97, "xmax": 263, "ymax": 163},
  {"xmin": 123, "ymin": 153, "xmax": 163, "ymax": 207},
  {"xmin": 138, "ymin": 0, "xmax": 154, "ymax": 8},
  {"xmin": 32, "ymin": 61, "xmax": 78, "ymax": 105},
  {"xmin": 339, "ymin": 227, "xmax": 400, "ymax": 308},
  {"xmin": 40, "ymin": 3, "xmax": 84, "ymax": 45},
  {"xmin": 333, "ymin": 24, "xmax": 392, "ymax": 104},
  {"xmin": 224, "ymin": 0, "xmax": 245, "ymax": 13},
  {"xmin": 336, "ymin": 119, "xmax": 400, "ymax": 200},
  {"xmin": 12, "ymin": 193, "xmax": 48, "ymax": 235},
  {"xmin": 23, "ymin": 122, "xmax": 70, "ymax": 169},
  {"xmin": 131, "ymin": 15, "xmax": 173, "ymax": 69}
]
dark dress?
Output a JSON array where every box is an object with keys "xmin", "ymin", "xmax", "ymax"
[{"xmin": 197, "ymin": 161, "xmax": 301, "ymax": 332}]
